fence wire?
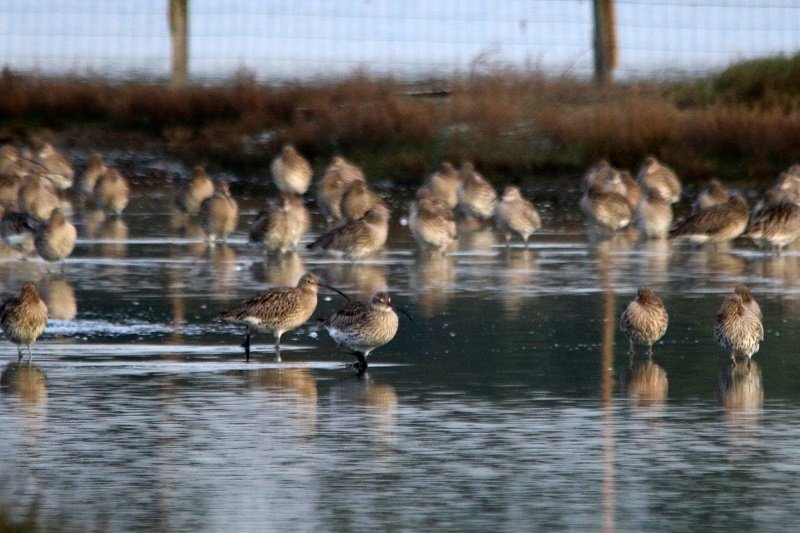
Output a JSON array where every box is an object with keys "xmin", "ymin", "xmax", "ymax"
[{"xmin": 1, "ymin": 0, "xmax": 798, "ymax": 82}]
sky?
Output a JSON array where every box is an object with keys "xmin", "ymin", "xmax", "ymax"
[{"xmin": 1, "ymin": 1, "xmax": 798, "ymax": 81}]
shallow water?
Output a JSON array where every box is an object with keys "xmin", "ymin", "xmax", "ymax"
[{"xmin": 1, "ymin": 188, "xmax": 800, "ymax": 532}]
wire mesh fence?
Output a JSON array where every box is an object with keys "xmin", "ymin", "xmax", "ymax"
[{"xmin": 1, "ymin": 0, "xmax": 799, "ymax": 83}]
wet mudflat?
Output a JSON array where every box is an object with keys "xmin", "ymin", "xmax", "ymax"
[{"xmin": 2, "ymin": 187, "xmax": 800, "ymax": 532}]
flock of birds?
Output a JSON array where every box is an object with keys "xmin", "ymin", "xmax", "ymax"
[{"xmin": 0, "ymin": 140, "xmax": 798, "ymax": 374}]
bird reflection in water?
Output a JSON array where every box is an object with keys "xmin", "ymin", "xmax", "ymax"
[
  {"xmin": 1, "ymin": 362, "xmax": 48, "ymax": 442},
  {"xmin": 340, "ymin": 263, "xmax": 388, "ymax": 302},
  {"xmin": 500, "ymin": 248, "xmax": 538, "ymax": 314},
  {"xmin": 207, "ymin": 243, "xmax": 237, "ymax": 301},
  {"xmin": 409, "ymin": 253, "xmax": 455, "ymax": 318},
  {"xmin": 42, "ymin": 275, "xmax": 77, "ymax": 321},
  {"xmin": 249, "ymin": 251, "xmax": 306, "ymax": 289},
  {"xmin": 718, "ymin": 360, "xmax": 763, "ymax": 414},
  {"xmin": 329, "ymin": 375, "xmax": 397, "ymax": 446},
  {"xmin": 622, "ymin": 360, "xmax": 668, "ymax": 407},
  {"xmin": 245, "ymin": 368, "xmax": 318, "ymax": 430},
  {"xmin": 456, "ymin": 220, "xmax": 495, "ymax": 252}
]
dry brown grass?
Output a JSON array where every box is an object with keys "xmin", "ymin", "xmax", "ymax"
[{"xmin": 2, "ymin": 65, "xmax": 800, "ymax": 186}]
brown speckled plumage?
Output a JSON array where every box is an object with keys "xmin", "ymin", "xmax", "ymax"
[
  {"xmin": 18, "ymin": 174, "xmax": 60, "ymax": 222},
  {"xmin": 409, "ymin": 192, "xmax": 457, "ymax": 255},
  {"xmin": 494, "ymin": 186, "xmax": 541, "ymax": 245},
  {"xmin": 249, "ymin": 194, "xmax": 310, "ymax": 253},
  {"xmin": 457, "ymin": 162, "xmax": 497, "ymax": 221},
  {"xmin": 426, "ymin": 161, "xmax": 460, "ymax": 209},
  {"xmin": 635, "ymin": 188, "xmax": 673, "ymax": 239},
  {"xmin": 745, "ymin": 200, "xmax": 800, "ymax": 252},
  {"xmin": 316, "ymin": 169, "xmax": 350, "ymax": 227},
  {"xmin": 219, "ymin": 273, "xmax": 321, "ymax": 361},
  {"xmin": 271, "ymin": 144, "xmax": 312, "ymax": 195},
  {"xmin": 79, "ymin": 152, "xmax": 107, "ymax": 196},
  {"xmin": 307, "ymin": 204, "xmax": 390, "ymax": 259},
  {"xmin": 200, "ymin": 181, "xmax": 239, "ymax": 242},
  {"xmin": 340, "ymin": 180, "xmax": 387, "ymax": 221},
  {"xmin": 323, "ymin": 291, "xmax": 399, "ymax": 373},
  {"xmin": 0, "ymin": 282, "xmax": 48, "ymax": 363},
  {"xmin": 620, "ymin": 287, "xmax": 669, "ymax": 356},
  {"xmin": 325, "ymin": 155, "xmax": 365, "ymax": 185},
  {"xmin": 580, "ymin": 184, "xmax": 632, "ymax": 231},
  {"xmin": 176, "ymin": 165, "xmax": 215, "ymax": 215},
  {"xmin": 693, "ymin": 179, "xmax": 729, "ymax": 213},
  {"xmin": 33, "ymin": 141, "xmax": 74, "ymax": 191},
  {"xmin": 636, "ymin": 156, "xmax": 682, "ymax": 204},
  {"xmin": 34, "ymin": 208, "xmax": 77, "ymax": 262},
  {"xmin": 669, "ymin": 195, "xmax": 748, "ymax": 244},
  {"xmin": 714, "ymin": 291, "xmax": 764, "ymax": 365},
  {"xmin": 94, "ymin": 168, "xmax": 130, "ymax": 215}
]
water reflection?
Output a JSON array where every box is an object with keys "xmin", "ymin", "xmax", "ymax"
[
  {"xmin": 41, "ymin": 275, "xmax": 77, "ymax": 321},
  {"xmin": 622, "ymin": 360, "xmax": 669, "ymax": 407},
  {"xmin": 500, "ymin": 248, "xmax": 538, "ymax": 314},
  {"xmin": 457, "ymin": 224, "xmax": 496, "ymax": 252},
  {"xmin": 718, "ymin": 361, "xmax": 763, "ymax": 414},
  {"xmin": 249, "ymin": 251, "xmax": 305, "ymax": 288},
  {"xmin": 409, "ymin": 254, "xmax": 455, "ymax": 317},
  {"xmin": 207, "ymin": 244, "xmax": 237, "ymax": 301},
  {"xmin": 329, "ymin": 375, "xmax": 397, "ymax": 446},
  {"xmin": 325, "ymin": 262, "xmax": 387, "ymax": 300},
  {"xmin": 1, "ymin": 362, "xmax": 47, "ymax": 405},
  {"xmin": 244, "ymin": 368, "xmax": 318, "ymax": 429}
]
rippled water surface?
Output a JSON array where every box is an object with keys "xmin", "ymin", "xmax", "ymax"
[{"xmin": 2, "ymin": 187, "xmax": 800, "ymax": 532}]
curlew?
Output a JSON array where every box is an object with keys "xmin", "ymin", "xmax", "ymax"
[
  {"xmin": 620, "ymin": 287, "xmax": 669, "ymax": 356},
  {"xmin": 580, "ymin": 183, "xmax": 632, "ymax": 231},
  {"xmin": 494, "ymin": 186, "xmax": 541, "ymax": 246},
  {"xmin": 340, "ymin": 180, "xmax": 387, "ymax": 222},
  {"xmin": 693, "ymin": 178, "xmax": 729, "ymax": 213},
  {"xmin": 634, "ymin": 188, "xmax": 673, "ymax": 239},
  {"xmin": 322, "ymin": 291, "xmax": 400, "ymax": 374},
  {"xmin": 744, "ymin": 200, "xmax": 800, "ymax": 253},
  {"xmin": 249, "ymin": 194, "xmax": 311, "ymax": 253},
  {"xmin": 669, "ymin": 195, "xmax": 748, "ymax": 244},
  {"xmin": 324, "ymin": 155, "xmax": 365, "ymax": 185},
  {"xmin": 93, "ymin": 167, "xmax": 131, "ymax": 216},
  {"xmin": 714, "ymin": 290, "xmax": 764, "ymax": 367},
  {"xmin": 175, "ymin": 165, "xmax": 215, "ymax": 215},
  {"xmin": 636, "ymin": 156, "xmax": 682, "ymax": 204},
  {"xmin": 0, "ymin": 282, "xmax": 48, "ymax": 363},
  {"xmin": 199, "ymin": 181, "xmax": 239, "ymax": 242},
  {"xmin": 271, "ymin": 144, "xmax": 312, "ymax": 195},
  {"xmin": 307, "ymin": 204, "xmax": 390, "ymax": 259},
  {"xmin": 425, "ymin": 161, "xmax": 460, "ymax": 209},
  {"xmin": 456, "ymin": 162, "xmax": 497, "ymax": 221},
  {"xmin": 32, "ymin": 141, "xmax": 74, "ymax": 191},
  {"xmin": 79, "ymin": 152, "xmax": 107, "ymax": 197},
  {"xmin": 219, "ymin": 273, "xmax": 347, "ymax": 361},
  {"xmin": 316, "ymin": 168, "xmax": 350, "ymax": 227},
  {"xmin": 34, "ymin": 208, "xmax": 77, "ymax": 264},
  {"xmin": 1, "ymin": 211, "xmax": 42, "ymax": 256},
  {"xmin": 408, "ymin": 188, "xmax": 457, "ymax": 255}
]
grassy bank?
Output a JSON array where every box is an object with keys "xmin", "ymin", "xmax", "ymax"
[{"xmin": 2, "ymin": 53, "xmax": 800, "ymax": 187}]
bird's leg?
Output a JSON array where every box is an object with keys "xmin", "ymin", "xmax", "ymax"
[
  {"xmin": 274, "ymin": 332, "xmax": 283, "ymax": 362},
  {"xmin": 647, "ymin": 344, "xmax": 654, "ymax": 359},
  {"xmin": 241, "ymin": 331, "xmax": 251, "ymax": 362},
  {"xmin": 628, "ymin": 338, "xmax": 635, "ymax": 357},
  {"xmin": 352, "ymin": 352, "xmax": 368, "ymax": 375},
  {"xmin": 26, "ymin": 344, "xmax": 33, "ymax": 365},
  {"xmin": 17, "ymin": 346, "xmax": 23, "ymax": 364}
]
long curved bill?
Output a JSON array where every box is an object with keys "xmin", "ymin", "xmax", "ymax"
[
  {"xmin": 319, "ymin": 282, "xmax": 351, "ymax": 303},
  {"xmin": 392, "ymin": 304, "xmax": 414, "ymax": 323}
]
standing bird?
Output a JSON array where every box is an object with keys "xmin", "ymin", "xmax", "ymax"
[
  {"xmin": 325, "ymin": 155, "xmax": 365, "ymax": 185},
  {"xmin": 316, "ymin": 169, "xmax": 350, "ymax": 227},
  {"xmin": 32, "ymin": 141, "xmax": 74, "ymax": 191},
  {"xmin": 693, "ymin": 178, "xmax": 729, "ymax": 213},
  {"xmin": 34, "ymin": 208, "xmax": 77, "ymax": 264},
  {"xmin": 669, "ymin": 195, "xmax": 749, "ymax": 244},
  {"xmin": 93, "ymin": 168, "xmax": 131, "ymax": 216},
  {"xmin": 714, "ymin": 289, "xmax": 764, "ymax": 367},
  {"xmin": 219, "ymin": 273, "xmax": 344, "ymax": 361},
  {"xmin": 733, "ymin": 284, "xmax": 762, "ymax": 321},
  {"xmin": 408, "ymin": 188, "xmax": 457, "ymax": 255},
  {"xmin": 79, "ymin": 152, "xmax": 107, "ymax": 198},
  {"xmin": 18, "ymin": 174, "xmax": 61, "ymax": 222},
  {"xmin": 425, "ymin": 161, "xmax": 460, "ymax": 209},
  {"xmin": 634, "ymin": 188, "xmax": 673, "ymax": 239},
  {"xmin": 744, "ymin": 200, "xmax": 800, "ymax": 253},
  {"xmin": 620, "ymin": 288, "xmax": 669, "ymax": 356},
  {"xmin": 175, "ymin": 165, "xmax": 215, "ymax": 215},
  {"xmin": 580, "ymin": 183, "xmax": 632, "ymax": 231},
  {"xmin": 249, "ymin": 194, "xmax": 311, "ymax": 253},
  {"xmin": 271, "ymin": 144, "xmax": 312, "ymax": 196},
  {"xmin": 340, "ymin": 180, "xmax": 387, "ymax": 222},
  {"xmin": 456, "ymin": 162, "xmax": 497, "ymax": 222},
  {"xmin": 637, "ymin": 156, "xmax": 682, "ymax": 204},
  {"xmin": 307, "ymin": 204, "xmax": 390, "ymax": 259},
  {"xmin": 322, "ymin": 291, "xmax": 400, "ymax": 374},
  {"xmin": 0, "ymin": 282, "xmax": 48, "ymax": 363},
  {"xmin": 199, "ymin": 181, "xmax": 239, "ymax": 242},
  {"xmin": 494, "ymin": 186, "xmax": 541, "ymax": 246}
]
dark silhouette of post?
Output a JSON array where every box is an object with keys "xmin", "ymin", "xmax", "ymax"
[
  {"xmin": 169, "ymin": 0, "xmax": 189, "ymax": 86},
  {"xmin": 593, "ymin": 0, "xmax": 618, "ymax": 84}
]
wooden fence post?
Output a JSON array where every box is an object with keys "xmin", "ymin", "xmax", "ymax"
[
  {"xmin": 593, "ymin": 0, "xmax": 618, "ymax": 84},
  {"xmin": 169, "ymin": 0, "xmax": 189, "ymax": 86}
]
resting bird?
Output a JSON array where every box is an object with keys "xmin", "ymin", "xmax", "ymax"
[
  {"xmin": 744, "ymin": 200, "xmax": 800, "ymax": 253},
  {"xmin": 636, "ymin": 156, "xmax": 682, "ymax": 204},
  {"xmin": 580, "ymin": 183, "xmax": 632, "ymax": 231},
  {"xmin": 249, "ymin": 194, "xmax": 310, "ymax": 253},
  {"xmin": 409, "ymin": 187, "xmax": 457, "ymax": 255},
  {"xmin": 271, "ymin": 144, "xmax": 312, "ymax": 195},
  {"xmin": 669, "ymin": 195, "xmax": 748, "ymax": 244},
  {"xmin": 620, "ymin": 288, "xmax": 669, "ymax": 356},
  {"xmin": 714, "ymin": 288, "xmax": 764, "ymax": 367},
  {"xmin": 494, "ymin": 186, "xmax": 541, "ymax": 246},
  {"xmin": 307, "ymin": 204, "xmax": 390, "ymax": 259},
  {"xmin": 1, "ymin": 282, "xmax": 48, "ymax": 363},
  {"xmin": 456, "ymin": 162, "xmax": 497, "ymax": 221},
  {"xmin": 634, "ymin": 189, "xmax": 673, "ymax": 239}
]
